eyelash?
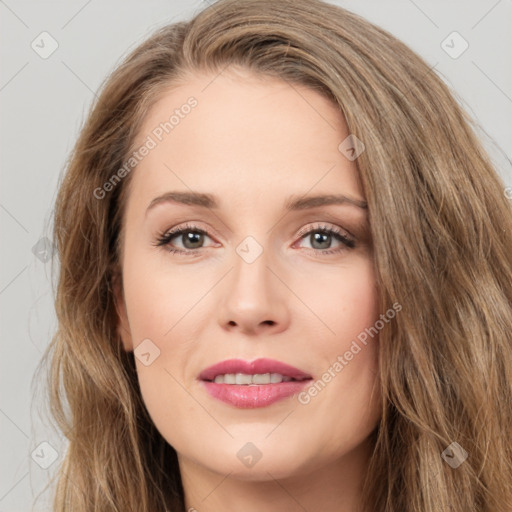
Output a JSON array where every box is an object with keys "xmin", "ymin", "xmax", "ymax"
[{"xmin": 154, "ymin": 222, "xmax": 355, "ymax": 256}]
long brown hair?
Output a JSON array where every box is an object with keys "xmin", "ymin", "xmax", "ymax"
[{"xmin": 38, "ymin": 0, "xmax": 512, "ymax": 510}]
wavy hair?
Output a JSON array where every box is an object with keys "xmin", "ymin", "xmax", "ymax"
[{"xmin": 38, "ymin": 0, "xmax": 512, "ymax": 510}]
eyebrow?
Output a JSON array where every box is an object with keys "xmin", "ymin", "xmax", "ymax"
[
  {"xmin": 285, "ymin": 194, "xmax": 367, "ymax": 210},
  {"xmin": 145, "ymin": 191, "xmax": 368, "ymax": 216}
]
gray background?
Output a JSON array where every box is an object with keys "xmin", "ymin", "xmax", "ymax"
[{"xmin": 1, "ymin": 0, "xmax": 511, "ymax": 510}]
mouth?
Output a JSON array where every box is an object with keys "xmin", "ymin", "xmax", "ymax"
[
  {"xmin": 203, "ymin": 373, "xmax": 310, "ymax": 385},
  {"xmin": 198, "ymin": 358, "xmax": 313, "ymax": 408}
]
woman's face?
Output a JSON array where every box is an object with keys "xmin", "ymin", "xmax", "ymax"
[{"xmin": 115, "ymin": 68, "xmax": 382, "ymax": 482}]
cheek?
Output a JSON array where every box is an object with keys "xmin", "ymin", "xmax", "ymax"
[
  {"xmin": 329, "ymin": 258, "xmax": 380, "ymax": 377},
  {"xmin": 120, "ymin": 249, "xmax": 207, "ymax": 427},
  {"xmin": 122, "ymin": 247, "xmax": 202, "ymax": 342},
  {"xmin": 335, "ymin": 267, "xmax": 378, "ymax": 340},
  {"xmin": 294, "ymin": 256, "xmax": 379, "ymax": 346},
  {"xmin": 292, "ymin": 257, "xmax": 381, "ymax": 426}
]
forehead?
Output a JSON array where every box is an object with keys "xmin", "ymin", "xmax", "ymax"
[{"xmin": 126, "ymin": 69, "xmax": 364, "ymax": 215}]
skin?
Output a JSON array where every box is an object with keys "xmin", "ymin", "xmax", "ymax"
[{"xmin": 114, "ymin": 67, "xmax": 382, "ymax": 512}]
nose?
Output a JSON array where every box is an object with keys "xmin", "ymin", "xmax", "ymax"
[{"xmin": 216, "ymin": 244, "xmax": 291, "ymax": 336}]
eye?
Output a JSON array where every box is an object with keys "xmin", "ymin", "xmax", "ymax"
[
  {"xmin": 154, "ymin": 223, "xmax": 216, "ymax": 255},
  {"xmin": 154, "ymin": 222, "xmax": 356, "ymax": 256},
  {"xmin": 295, "ymin": 223, "xmax": 355, "ymax": 255}
]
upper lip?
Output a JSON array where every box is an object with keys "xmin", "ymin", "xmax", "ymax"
[{"xmin": 199, "ymin": 358, "xmax": 313, "ymax": 381}]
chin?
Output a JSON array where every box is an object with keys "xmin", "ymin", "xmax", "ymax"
[{"xmin": 190, "ymin": 438, "xmax": 315, "ymax": 481}]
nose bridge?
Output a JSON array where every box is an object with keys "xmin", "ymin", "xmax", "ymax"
[
  {"xmin": 216, "ymin": 234, "xmax": 290, "ymax": 333},
  {"xmin": 230, "ymin": 236, "xmax": 274, "ymax": 308}
]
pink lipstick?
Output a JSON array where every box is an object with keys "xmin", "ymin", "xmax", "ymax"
[{"xmin": 198, "ymin": 358, "xmax": 313, "ymax": 408}]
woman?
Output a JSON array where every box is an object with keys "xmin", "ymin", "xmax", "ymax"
[{"xmin": 41, "ymin": 0, "xmax": 512, "ymax": 510}]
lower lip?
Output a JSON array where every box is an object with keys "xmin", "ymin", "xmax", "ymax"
[{"xmin": 200, "ymin": 380, "xmax": 311, "ymax": 408}]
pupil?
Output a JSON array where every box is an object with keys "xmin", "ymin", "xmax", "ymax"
[
  {"xmin": 183, "ymin": 231, "xmax": 203, "ymax": 249},
  {"xmin": 311, "ymin": 232, "xmax": 331, "ymax": 250}
]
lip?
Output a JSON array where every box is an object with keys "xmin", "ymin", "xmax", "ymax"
[{"xmin": 198, "ymin": 358, "xmax": 313, "ymax": 409}]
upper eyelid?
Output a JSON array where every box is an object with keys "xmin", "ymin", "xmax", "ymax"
[
  {"xmin": 296, "ymin": 222, "xmax": 351, "ymax": 238},
  {"xmin": 164, "ymin": 221, "xmax": 345, "ymax": 236}
]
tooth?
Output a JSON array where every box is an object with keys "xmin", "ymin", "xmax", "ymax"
[
  {"xmin": 270, "ymin": 373, "xmax": 283, "ymax": 383},
  {"xmin": 224, "ymin": 374, "xmax": 236, "ymax": 384},
  {"xmin": 252, "ymin": 373, "xmax": 271, "ymax": 384},
  {"xmin": 211, "ymin": 373, "xmax": 297, "ymax": 385},
  {"xmin": 235, "ymin": 373, "xmax": 253, "ymax": 385}
]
